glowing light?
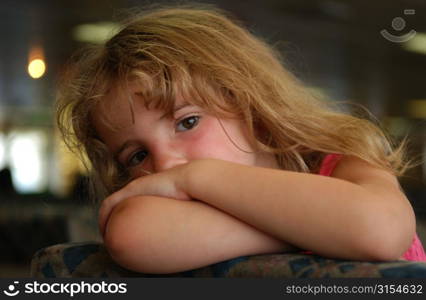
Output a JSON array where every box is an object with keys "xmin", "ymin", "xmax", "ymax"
[
  {"xmin": 0, "ymin": 133, "xmax": 5, "ymax": 170},
  {"xmin": 28, "ymin": 45, "xmax": 46, "ymax": 79},
  {"xmin": 28, "ymin": 59, "xmax": 46, "ymax": 79},
  {"xmin": 403, "ymin": 32, "xmax": 426, "ymax": 55},
  {"xmin": 72, "ymin": 22, "xmax": 119, "ymax": 44},
  {"xmin": 9, "ymin": 131, "xmax": 47, "ymax": 193}
]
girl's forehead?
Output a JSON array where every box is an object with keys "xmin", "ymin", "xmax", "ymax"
[
  {"xmin": 93, "ymin": 73, "xmax": 236, "ymax": 131},
  {"xmin": 93, "ymin": 82, "xmax": 185, "ymax": 130},
  {"xmin": 92, "ymin": 90, "xmax": 134, "ymax": 131}
]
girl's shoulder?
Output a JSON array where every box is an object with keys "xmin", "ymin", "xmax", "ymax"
[{"xmin": 318, "ymin": 153, "xmax": 400, "ymax": 190}]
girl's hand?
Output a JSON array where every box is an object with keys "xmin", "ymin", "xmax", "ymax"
[{"xmin": 98, "ymin": 163, "xmax": 192, "ymax": 237}]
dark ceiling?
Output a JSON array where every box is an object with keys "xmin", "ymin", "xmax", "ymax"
[{"xmin": 1, "ymin": 0, "xmax": 426, "ymax": 121}]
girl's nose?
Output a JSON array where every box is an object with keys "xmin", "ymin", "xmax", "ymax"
[{"xmin": 152, "ymin": 148, "xmax": 187, "ymax": 173}]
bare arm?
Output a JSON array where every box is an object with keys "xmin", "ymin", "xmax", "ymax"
[
  {"xmin": 102, "ymin": 155, "xmax": 415, "ymax": 270},
  {"xmin": 184, "ymin": 157, "xmax": 416, "ymax": 261},
  {"xmin": 104, "ymin": 195, "xmax": 297, "ymax": 274}
]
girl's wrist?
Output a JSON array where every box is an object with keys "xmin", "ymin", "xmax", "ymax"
[{"xmin": 183, "ymin": 159, "xmax": 215, "ymax": 201}]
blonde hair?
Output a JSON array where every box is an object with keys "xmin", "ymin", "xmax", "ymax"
[{"xmin": 56, "ymin": 4, "xmax": 411, "ymax": 201}]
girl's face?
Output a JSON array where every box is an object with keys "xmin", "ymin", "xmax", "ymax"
[{"xmin": 93, "ymin": 84, "xmax": 279, "ymax": 179}]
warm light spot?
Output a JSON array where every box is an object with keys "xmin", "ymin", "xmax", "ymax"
[{"xmin": 28, "ymin": 58, "xmax": 46, "ymax": 79}]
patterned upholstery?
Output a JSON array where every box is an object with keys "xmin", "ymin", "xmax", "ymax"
[{"xmin": 31, "ymin": 242, "xmax": 426, "ymax": 278}]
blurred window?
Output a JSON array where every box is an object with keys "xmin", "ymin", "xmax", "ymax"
[
  {"xmin": 9, "ymin": 130, "xmax": 47, "ymax": 193},
  {"xmin": 0, "ymin": 133, "xmax": 5, "ymax": 170}
]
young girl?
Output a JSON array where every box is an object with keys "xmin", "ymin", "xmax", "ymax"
[{"xmin": 56, "ymin": 5, "xmax": 426, "ymax": 274}]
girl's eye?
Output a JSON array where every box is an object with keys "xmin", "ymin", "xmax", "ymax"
[
  {"xmin": 127, "ymin": 150, "xmax": 148, "ymax": 167},
  {"xmin": 176, "ymin": 116, "xmax": 200, "ymax": 132}
]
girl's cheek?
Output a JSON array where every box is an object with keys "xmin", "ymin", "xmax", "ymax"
[
  {"xmin": 128, "ymin": 169, "xmax": 142, "ymax": 180},
  {"xmin": 130, "ymin": 161, "xmax": 154, "ymax": 179},
  {"xmin": 186, "ymin": 121, "xmax": 233, "ymax": 158},
  {"xmin": 177, "ymin": 122, "xmax": 215, "ymax": 154}
]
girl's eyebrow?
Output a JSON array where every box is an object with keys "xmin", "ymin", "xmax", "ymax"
[{"xmin": 159, "ymin": 102, "xmax": 192, "ymax": 120}]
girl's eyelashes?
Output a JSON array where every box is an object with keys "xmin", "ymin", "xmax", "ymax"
[
  {"xmin": 120, "ymin": 113, "xmax": 201, "ymax": 168},
  {"xmin": 127, "ymin": 149, "xmax": 148, "ymax": 167},
  {"xmin": 176, "ymin": 115, "xmax": 200, "ymax": 132}
]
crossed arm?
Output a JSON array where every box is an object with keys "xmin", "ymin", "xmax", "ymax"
[
  {"xmin": 101, "ymin": 157, "xmax": 416, "ymax": 273},
  {"xmin": 105, "ymin": 196, "xmax": 297, "ymax": 273}
]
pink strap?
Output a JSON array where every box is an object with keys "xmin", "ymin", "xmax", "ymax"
[
  {"xmin": 402, "ymin": 234, "xmax": 426, "ymax": 261},
  {"xmin": 318, "ymin": 154, "xmax": 343, "ymax": 176}
]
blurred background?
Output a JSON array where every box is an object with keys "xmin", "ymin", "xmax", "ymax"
[{"xmin": 1, "ymin": 0, "xmax": 425, "ymax": 277}]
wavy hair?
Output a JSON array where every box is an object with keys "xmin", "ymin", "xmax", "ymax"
[{"xmin": 56, "ymin": 4, "xmax": 411, "ymax": 201}]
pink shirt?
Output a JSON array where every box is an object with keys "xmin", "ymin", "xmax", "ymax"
[{"xmin": 318, "ymin": 153, "xmax": 426, "ymax": 262}]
